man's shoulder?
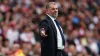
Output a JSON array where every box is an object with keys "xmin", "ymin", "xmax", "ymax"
[
  {"xmin": 40, "ymin": 19, "xmax": 48, "ymax": 24},
  {"xmin": 40, "ymin": 15, "xmax": 50, "ymax": 23}
]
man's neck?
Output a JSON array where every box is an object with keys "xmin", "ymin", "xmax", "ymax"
[{"xmin": 47, "ymin": 14, "xmax": 56, "ymax": 20}]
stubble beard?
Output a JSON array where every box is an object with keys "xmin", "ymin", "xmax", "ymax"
[{"xmin": 52, "ymin": 12, "xmax": 58, "ymax": 18}]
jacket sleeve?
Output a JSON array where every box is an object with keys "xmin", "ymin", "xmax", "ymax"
[{"xmin": 39, "ymin": 20, "xmax": 49, "ymax": 37}]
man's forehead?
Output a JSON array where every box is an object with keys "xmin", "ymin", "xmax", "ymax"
[{"xmin": 49, "ymin": 4, "xmax": 58, "ymax": 8}]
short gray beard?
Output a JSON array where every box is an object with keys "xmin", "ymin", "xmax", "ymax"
[{"xmin": 51, "ymin": 14, "xmax": 58, "ymax": 19}]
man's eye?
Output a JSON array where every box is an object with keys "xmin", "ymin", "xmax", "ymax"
[
  {"xmin": 52, "ymin": 8, "xmax": 55, "ymax": 10},
  {"xmin": 52, "ymin": 8, "xmax": 58, "ymax": 10}
]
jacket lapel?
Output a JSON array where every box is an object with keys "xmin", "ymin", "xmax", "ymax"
[{"xmin": 46, "ymin": 15, "xmax": 57, "ymax": 37}]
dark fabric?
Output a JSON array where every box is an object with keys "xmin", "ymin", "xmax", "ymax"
[
  {"xmin": 39, "ymin": 15, "xmax": 68, "ymax": 56},
  {"xmin": 54, "ymin": 20, "xmax": 65, "ymax": 45},
  {"xmin": 39, "ymin": 15, "xmax": 57, "ymax": 56},
  {"xmin": 57, "ymin": 50, "xmax": 68, "ymax": 56}
]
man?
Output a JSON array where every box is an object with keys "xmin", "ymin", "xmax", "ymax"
[{"xmin": 39, "ymin": 2, "xmax": 68, "ymax": 56}]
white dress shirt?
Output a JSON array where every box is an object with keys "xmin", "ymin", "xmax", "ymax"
[{"xmin": 47, "ymin": 14, "xmax": 64, "ymax": 49}]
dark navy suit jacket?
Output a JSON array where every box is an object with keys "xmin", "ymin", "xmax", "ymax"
[{"xmin": 39, "ymin": 15, "xmax": 57, "ymax": 56}]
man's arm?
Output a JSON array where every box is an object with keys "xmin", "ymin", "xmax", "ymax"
[{"xmin": 39, "ymin": 20, "xmax": 49, "ymax": 37}]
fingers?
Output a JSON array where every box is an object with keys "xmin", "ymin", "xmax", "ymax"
[{"xmin": 40, "ymin": 28, "xmax": 47, "ymax": 37}]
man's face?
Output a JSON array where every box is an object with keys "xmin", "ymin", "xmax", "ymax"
[{"xmin": 47, "ymin": 4, "xmax": 58, "ymax": 18}]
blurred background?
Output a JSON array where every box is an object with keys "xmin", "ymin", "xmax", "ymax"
[{"xmin": 0, "ymin": 0, "xmax": 100, "ymax": 56}]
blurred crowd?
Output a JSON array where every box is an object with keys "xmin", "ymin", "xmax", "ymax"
[{"xmin": 0, "ymin": 0, "xmax": 100, "ymax": 56}]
